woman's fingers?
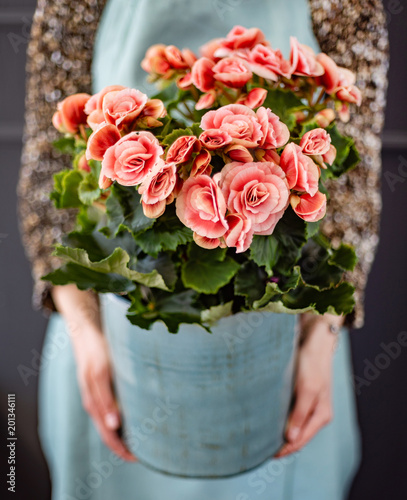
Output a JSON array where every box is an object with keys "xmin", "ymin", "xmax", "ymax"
[
  {"xmin": 79, "ymin": 366, "xmax": 136, "ymax": 462},
  {"xmin": 88, "ymin": 373, "xmax": 137, "ymax": 462},
  {"xmin": 276, "ymin": 398, "xmax": 332, "ymax": 457},
  {"xmin": 92, "ymin": 363, "xmax": 121, "ymax": 430},
  {"xmin": 285, "ymin": 382, "xmax": 318, "ymax": 442}
]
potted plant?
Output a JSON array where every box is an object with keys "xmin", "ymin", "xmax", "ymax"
[{"xmin": 44, "ymin": 27, "xmax": 359, "ymax": 477}]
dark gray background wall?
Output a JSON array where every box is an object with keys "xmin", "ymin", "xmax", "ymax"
[{"xmin": 1, "ymin": 1, "xmax": 406, "ymax": 499}]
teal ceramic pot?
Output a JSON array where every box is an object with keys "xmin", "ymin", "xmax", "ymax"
[{"xmin": 101, "ymin": 293, "xmax": 299, "ymax": 478}]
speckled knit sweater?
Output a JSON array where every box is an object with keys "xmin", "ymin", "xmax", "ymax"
[{"xmin": 18, "ymin": 0, "xmax": 389, "ymax": 328}]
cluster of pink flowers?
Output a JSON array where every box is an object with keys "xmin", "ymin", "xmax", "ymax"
[
  {"xmin": 142, "ymin": 26, "xmax": 361, "ymax": 119},
  {"xmin": 174, "ymin": 104, "xmax": 332, "ymax": 252},
  {"xmin": 55, "ymin": 83, "xmax": 333, "ymax": 253},
  {"xmin": 51, "ymin": 26, "xmax": 363, "ymax": 255}
]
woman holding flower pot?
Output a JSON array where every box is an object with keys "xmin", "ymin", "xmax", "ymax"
[{"xmin": 18, "ymin": 0, "xmax": 388, "ymax": 498}]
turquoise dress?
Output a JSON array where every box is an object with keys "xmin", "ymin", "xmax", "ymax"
[{"xmin": 39, "ymin": 1, "xmax": 361, "ymax": 498}]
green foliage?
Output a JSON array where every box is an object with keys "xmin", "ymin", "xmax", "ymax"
[
  {"xmin": 50, "ymin": 169, "xmax": 84, "ymax": 208},
  {"xmin": 325, "ymin": 124, "xmax": 360, "ymax": 178},
  {"xmin": 100, "ymin": 184, "xmax": 154, "ymax": 238},
  {"xmin": 262, "ymin": 88, "xmax": 308, "ymax": 130},
  {"xmin": 134, "ymin": 207, "xmax": 193, "ymax": 257},
  {"xmin": 44, "ymin": 245, "xmax": 169, "ymax": 291},
  {"xmin": 78, "ymin": 174, "xmax": 101, "ymax": 205},
  {"xmin": 44, "ymin": 74, "xmax": 361, "ymax": 331},
  {"xmin": 234, "ymin": 261, "xmax": 267, "ymax": 306},
  {"xmin": 181, "ymin": 245, "xmax": 240, "ymax": 294},
  {"xmin": 126, "ymin": 289, "xmax": 205, "ymax": 333}
]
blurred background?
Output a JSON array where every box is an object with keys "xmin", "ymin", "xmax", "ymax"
[{"xmin": 1, "ymin": 1, "xmax": 406, "ymax": 498}]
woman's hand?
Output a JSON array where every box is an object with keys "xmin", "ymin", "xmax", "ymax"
[
  {"xmin": 52, "ymin": 285, "xmax": 136, "ymax": 462},
  {"xmin": 275, "ymin": 313, "xmax": 343, "ymax": 457}
]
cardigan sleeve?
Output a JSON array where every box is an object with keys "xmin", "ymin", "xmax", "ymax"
[
  {"xmin": 17, "ymin": 0, "xmax": 106, "ymax": 312},
  {"xmin": 309, "ymin": 0, "xmax": 389, "ymax": 328}
]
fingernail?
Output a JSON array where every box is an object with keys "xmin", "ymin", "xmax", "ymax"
[
  {"xmin": 287, "ymin": 426, "xmax": 300, "ymax": 442},
  {"xmin": 105, "ymin": 412, "xmax": 120, "ymax": 429}
]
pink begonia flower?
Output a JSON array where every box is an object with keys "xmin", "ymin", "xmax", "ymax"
[
  {"xmin": 212, "ymin": 57, "xmax": 253, "ymax": 88},
  {"xmin": 322, "ymin": 144, "xmax": 337, "ymax": 166},
  {"xmin": 336, "ymin": 85, "xmax": 362, "ymax": 106},
  {"xmin": 199, "ymin": 38, "xmax": 224, "ymax": 61},
  {"xmin": 315, "ymin": 53, "xmax": 340, "ymax": 94},
  {"xmin": 290, "ymin": 37, "xmax": 324, "ymax": 77},
  {"xmin": 224, "ymin": 213, "xmax": 254, "ymax": 253},
  {"xmin": 257, "ymin": 107, "xmax": 290, "ymax": 149},
  {"xmin": 191, "ymin": 57, "xmax": 216, "ymax": 92},
  {"xmin": 280, "ymin": 143, "xmax": 320, "ymax": 196},
  {"xmin": 53, "ymin": 93, "xmax": 90, "ymax": 134},
  {"xmin": 176, "ymin": 175, "xmax": 228, "ymax": 239},
  {"xmin": 219, "ymin": 161, "xmax": 289, "ymax": 235},
  {"xmin": 139, "ymin": 160, "xmax": 177, "ymax": 218},
  {"xmin": 195, "ymin": 92, "xmax": 217, "ymax": 110},
  {"xmin": 300, "ymin": 128, "xmax": 331, "ymax": 156},
  {"xmin": 237, "ymin": 88, "xmax": 268, "ymax": 109},
  {"xmin": 291, "ymin": 191, "xmax": 327, "ymax": 222},
  {"xmin": 98, "ymin": 171, "xmax": 113, "ymax": 190},
  {"xmin": 177, "ymin": 72, "xmax": 193, "ymax": 89},
  {"xmin": 199, "ymin": 129, "xmax": 232, "ymax": 150},
  {"xmin": 141, "ymin": 99, "xmax": 166, "ymax": 119},
  {"xmin": 166, "ymin": 136, "xmax": 200, "ymax": 164},
  {"xmin": 103, "ymin": 88, "xmax": 148, "ymax": 129},
  {"xmin": 314, "ymin": 108, "xmax": 335, "ymax": 128},
  {"xmin": 77, "ymin": 154, "xmax": 91, "ymax": 173},
  {"xmin": 141, "ymin": 44, "xmax": 172, "ymax": 76},
  {"xmin": 215, "ymin": 26, "xmax": 268, "ymax": 58},
  {"xmin": 193, "ymin": 233, "xmax": 222, "ymax": 250},
  {"xmin": 101, "ymin": 131, "xmax": 163, "ymax": 187},
  {"xmin": 200, "ymin": 104, "xmax": 263, "ymax": 148},
  {"xmin": 164, "ymin": 45, "xmax": 193, "ymax": 70},
  {"xmin": 190, "ymin": 150, "xmax": 212, "ymax": 177},
  {"xmin": 255, "ymin": 148, "xmax": 281, "ymax": 164},
  {"xmin": 84, "ymin": 85, "xmax": 125, "ymax": 115},
  {"xmin": 224, "ymin": 144, "xmax": 253, "ymax": 163},
  {"xmin": 244, "ymin": 44, "xmax": 291, "ymax": 81},
  {"xmin": 86, "ymin": 122, "xmax": 121, "ymax": 161}
]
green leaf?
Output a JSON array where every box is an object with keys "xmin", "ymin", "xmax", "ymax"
[
  {"xmin": 49, "ymin": 245, "xmax": 169, "ymax": 290},
  {"xmin": 50, "ymin": 169, "xmax": 84, "ymax": 208},
  {"xmin": 181, "ymin": 245, "xmax": 240, "ymax": 294},
  {"xmin": 306, "ymin": 220, "xmax": 321, "ymax": 238},
  {"xmin": 325, "ymin": 124, "xmax": 360, "ymax": 178},
  {"xmin": 53, "ymin": 136, "xmax": 76, "ymax": 155},
  {"xmin": 134, "ymin": 253, "xmax": 178, "ymax": 289},
  {"xmin": 253, "ymin": 266, "xmax": 302, "ymax": 309},
  {"xmin": 189, "ymin": 123, "xmax": 203, "ymax": 136},
  {"xmin": 272, "ymin": 208, "xmax": 308, "ymax": 275},
  {"xmin": 100, "ymin": 184, "xmax": 155, "ymax": 238},
  {"xmin": 63, "ymin": 229, "xmax": 138, "ymax": 263},
  {"xmin": 262, "ymin": 88, "xmax": 307, "ymax": 130},
  {"xmin": 250, "ymin": 235, "xmax": 280, "ymax": 275},
  {"xmin": 162, "ymin": 127, "xmax": 193, "ymax": 146},
  {"xmin": 43, "ymin": 264, "xmax": 136, "ymax": 293},
  {"xmin": 134, "ymin": 208, "xmax": 193, "ymax": 257},
  {"xmin": 126, "ymin": 289, "xmax": 205, "ymax": 333},
  {"xmin": 329, "ymin": 244, "xmax": 357, "ymax": 272},
  {"xmin": 287, "ymin": 282, "xmax": 356, "ymax": 316},
  {"xmin": 78, "ymin": 174, "xmax": 101, "ymax": 205},
  {"xmin": 201, "ymin": 301, "xmax": 233, "ymax": 325},
  {"xmin": 299, "ymin": 240, "xmax": 343, "ymax": 289},
  {"xmin": 234, "ymin": 261, "xmax": 267, "ymax": 306},
  {"xmin": 257, "ymin": 300, "xmax": 315, "ymax": 315}
]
